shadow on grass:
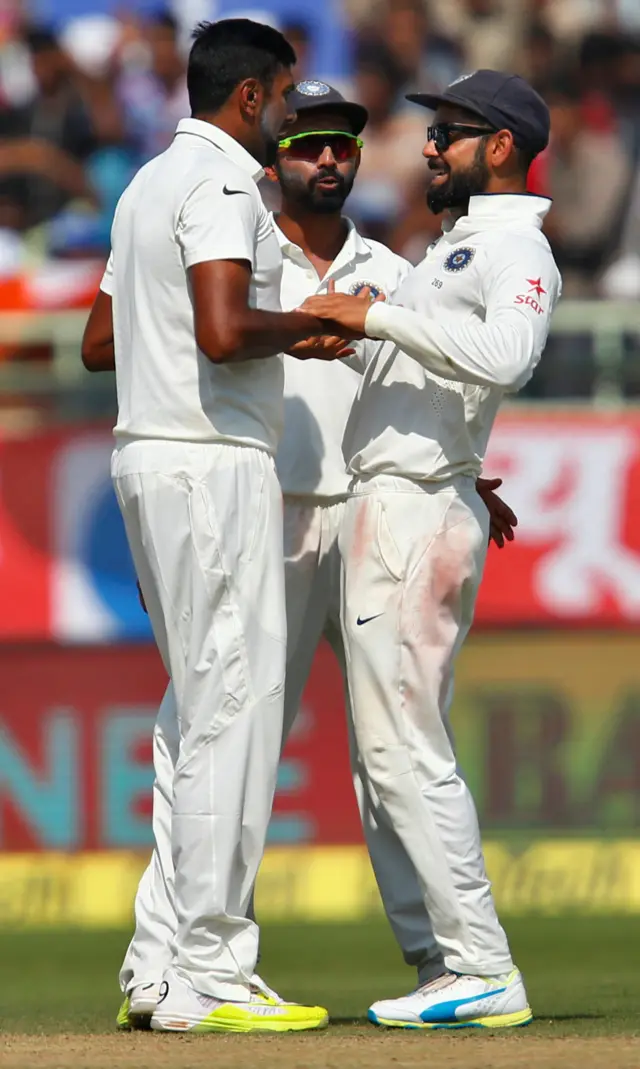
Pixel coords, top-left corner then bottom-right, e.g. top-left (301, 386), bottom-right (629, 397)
top-left (536, 1014), bottom-right (606, 1022)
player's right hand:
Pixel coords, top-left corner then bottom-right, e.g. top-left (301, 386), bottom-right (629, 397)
top-left (288, 335), bottom-right (356, 361)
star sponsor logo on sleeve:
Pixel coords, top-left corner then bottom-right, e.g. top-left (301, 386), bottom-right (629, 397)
top-left (349, 280), bottom-right (386, 299)
top-left (515, 277), bottom-right (547, 314)
top-left (443, 246), bottom-right (476, 273)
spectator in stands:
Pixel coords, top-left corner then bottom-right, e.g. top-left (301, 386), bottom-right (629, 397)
top-left (519, 21), bottom-right (560, 96)
top-left (117, 10), bottom-right (189, 163)
top-left (281, 20), bottom-right (312, 81)
top-left (613, 34), bottom-right (640, 163)
top-left (0, 26), bottom-right (98, 229)
top-left (347, 43), bottom-right (427, 242)
top-left (428, 0), bottom-right (529, 73)
top-left (530, 79), bottom-right (632, 297)
top-left (373, 0), bottom-right (461, 94)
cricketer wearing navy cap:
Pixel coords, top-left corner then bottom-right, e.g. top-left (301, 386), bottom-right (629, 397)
top-left (285, 79), bottom-right (368, 136)
top-left (406, 69), bottom-right (550, 156)
top-left (297, 66), bottom-right (561, 1032)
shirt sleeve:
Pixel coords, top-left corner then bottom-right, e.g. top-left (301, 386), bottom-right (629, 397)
top-left (177, 177), bottom-right (258, 270)
top-left (100, 251), bottom-right (114, 296)
top-left (364, 237), bottom-right (562, 392)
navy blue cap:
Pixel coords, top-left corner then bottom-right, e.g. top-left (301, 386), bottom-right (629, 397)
top-left (288, 80), bottom-right (368, 136)
top-left (406, 69), bottom-right (550, 155)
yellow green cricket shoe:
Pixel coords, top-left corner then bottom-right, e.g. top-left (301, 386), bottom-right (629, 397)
top-left (368, 969), bottom-right (532, 1030)
top-left (116, 983), bottom-right (161, 1031)
top-left (150, 970), bottom-right (329, 1033)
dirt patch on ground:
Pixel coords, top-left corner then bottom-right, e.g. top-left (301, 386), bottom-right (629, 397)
top-left (2, 1033), bottom-right (640, 1069)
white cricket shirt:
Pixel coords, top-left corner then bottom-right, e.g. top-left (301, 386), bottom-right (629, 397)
top-left (101, 119), bottom-right (284, 452)
top-left (274, 217), bottom-right (410, 498)
top-left (346, 194), bottom-right (562, 482)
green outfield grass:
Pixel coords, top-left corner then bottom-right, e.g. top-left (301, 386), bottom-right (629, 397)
top-left (0, 916), bottom-right (639, 1038)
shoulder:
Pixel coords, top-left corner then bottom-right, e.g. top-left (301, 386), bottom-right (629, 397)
top-left (479, 227), bottom-right (561, 297)
top-left (355, 233), bottom-right (413, 289)
top-left (171, 137), bottom-right (259, 200)
top-left (481, 226), bottom-right (558, 271)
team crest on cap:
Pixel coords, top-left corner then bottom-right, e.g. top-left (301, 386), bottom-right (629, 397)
top-left (349, 280), bottom-right (385, 299)
top-left (296, 80), bottom-right (331, 97)
top-left (443, 247), bottom-right (476, 273)
top-left (449, 71), bottom-right (476, 87)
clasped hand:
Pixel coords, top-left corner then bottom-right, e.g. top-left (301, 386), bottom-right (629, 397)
top-left (290, 282), bottom-right (385, 361)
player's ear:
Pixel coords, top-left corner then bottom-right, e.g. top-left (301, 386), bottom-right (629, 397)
top-left (264, 165), bottom-right (278, 183)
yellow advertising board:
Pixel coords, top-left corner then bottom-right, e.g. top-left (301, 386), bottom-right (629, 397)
top-left (2, 840), bottom-right (640, 928)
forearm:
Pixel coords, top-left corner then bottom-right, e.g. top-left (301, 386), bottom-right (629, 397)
top-left (364, 302), bottom-right (533, 390)
top-left (201, 308), bottom-right (323, 364)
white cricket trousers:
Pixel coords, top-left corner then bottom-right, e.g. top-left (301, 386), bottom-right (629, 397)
top-left (119, 496), bottom-right (443, 995)
top-left (112, 439), bottom-right (286, 1000)
top-left (340, 474), bottom-right (514, 976)
top-left (283, 497), bottom-right (444, 984)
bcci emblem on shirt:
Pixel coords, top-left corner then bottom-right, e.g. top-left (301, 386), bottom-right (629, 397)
top-left (443, 247), bottom-right (476, 273)
top-left (349, 280), bottom-right (385, 299)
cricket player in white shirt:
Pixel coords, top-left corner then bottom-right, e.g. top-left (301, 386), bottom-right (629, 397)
top-left (80, 19), bottom-right (345, 1035)
top-left (302, 70), bottom-right (562, 1030)
top-left (97, 77), bottom-right (520, 1033)
top-left (269, 81), bottom-right (517, 983)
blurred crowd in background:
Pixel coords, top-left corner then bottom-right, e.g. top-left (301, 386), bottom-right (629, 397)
top-left (0, 0), bottom-right (639, 400)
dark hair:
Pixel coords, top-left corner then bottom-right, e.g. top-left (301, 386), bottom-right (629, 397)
top-left (149, 10), bottom-right (179, 35)
top-left (24, 26), bottom-right (59, 54)
top-left (474, 129), bottom-right (537, 177)
top-left (355, 43), bottom-right (405, 95)
top-left (544, 76), bottom-right (581, 105)
top-left (281, 20), bottom-right (310, 44)
top-left (514, 144), bottom-right (538, 173)
top-left (188, 18), bottom-right (296, 114)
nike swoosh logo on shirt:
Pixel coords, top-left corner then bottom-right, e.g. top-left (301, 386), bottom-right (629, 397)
top-left (223, 185), bottom-right (249, 196)
top-left (357, 614), bottom-right (383, 626)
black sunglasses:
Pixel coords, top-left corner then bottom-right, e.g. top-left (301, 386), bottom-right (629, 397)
top-left (427, 122), bottom-right (497, 152)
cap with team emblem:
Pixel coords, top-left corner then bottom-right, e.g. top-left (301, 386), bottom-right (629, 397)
top-left (406, 69), bottom-right (550, 155)
top-left (288, 80), bottom-right (368, 135)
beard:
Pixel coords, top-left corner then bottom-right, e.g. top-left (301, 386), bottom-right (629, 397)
top-left (277, 166), bottom-right (356, 214)
top-left (426, 140), bottom-right (491, 216)
top-left (258, 107), bottom-right (281, 167)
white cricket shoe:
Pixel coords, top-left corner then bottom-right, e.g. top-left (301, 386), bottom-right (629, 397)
top-left (368, 969), bottom-right (532, 1030)
top-left (150, 968), bottom-right (328, 1033)
top-left (116, 982), bottom-right (162, 1030)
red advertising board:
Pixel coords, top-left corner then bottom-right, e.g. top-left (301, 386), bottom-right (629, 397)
top-left (480, 412), bottom-right (640, 624)
top-left (0, 412), bottom-right (639, 637)
top-left (0, 642), bottom-right (360, 851)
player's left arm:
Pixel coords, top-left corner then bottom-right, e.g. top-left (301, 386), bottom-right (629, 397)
top-left (363, 238), bottom-right (561, 391)
top-left (81, 252), bottom-right (115, 372)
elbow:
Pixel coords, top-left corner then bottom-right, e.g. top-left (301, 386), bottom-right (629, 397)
top-left (196, 324), bottom-right (244, 365)
top-left (493, 356), bottom-right (532, 392)
top-left (81, 341), bottom-right (102, 372)
top-left (81, 338), bottom-right (114, 372)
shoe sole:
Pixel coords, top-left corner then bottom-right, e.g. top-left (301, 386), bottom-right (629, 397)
top-left (151, 1012), bottom-right (329, 1034)
top-left (116, 1011), bottom-right (154, 1032)
top-left (368, 1007), bottom-right (533, 1030)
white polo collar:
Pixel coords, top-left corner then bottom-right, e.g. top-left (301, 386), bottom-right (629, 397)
top-left (272, 214), bottom-right (371, 269)
top-left (442, 193), bottom-right (552, 240)
top-left (175, 118), bottom-right (264, 181)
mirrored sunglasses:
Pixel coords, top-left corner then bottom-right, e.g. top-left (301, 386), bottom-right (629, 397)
top-left (278, 130), bottom-right (364, 162)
